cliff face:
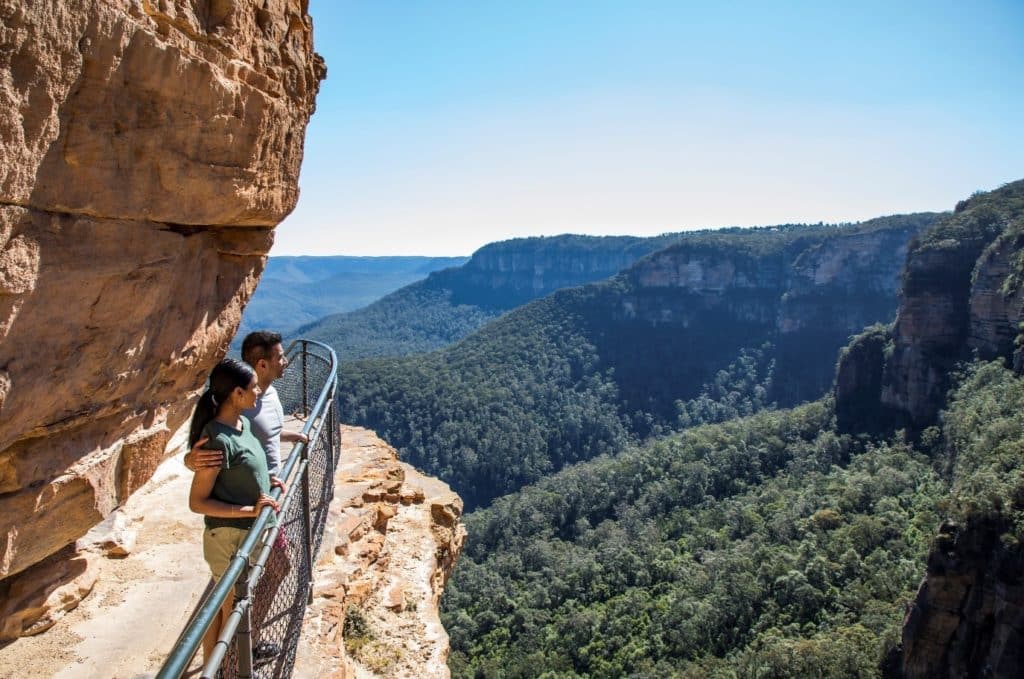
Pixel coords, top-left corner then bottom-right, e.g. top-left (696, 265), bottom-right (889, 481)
top-left (827, 181), bottom-right (1024, 675)
top-left (0, 0), bottom-right (323, 627)
top-left (612, 219), bottom-right (929, 407)
top-left (296, 427), bottom-right (466, 679)
top-left (447, 233), bottom-right (683, 309)
top-left (624, 223), bottom-right (918, 329)
top-left (836, 181), bottom-right (1024, 430)
top-left (901, 520), bottom-right (1024, 679)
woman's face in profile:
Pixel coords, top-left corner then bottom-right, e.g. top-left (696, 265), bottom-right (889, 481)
top-left (237, 375), bottom-right (262, 410)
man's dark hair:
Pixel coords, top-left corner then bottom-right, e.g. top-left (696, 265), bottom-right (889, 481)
top-left (241, 330), bottom-right (283, 365)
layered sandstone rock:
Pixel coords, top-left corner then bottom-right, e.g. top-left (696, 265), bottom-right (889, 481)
top-left (834, 180), bottom-right (1024, 430)
top-left (967, 233), bottom-right (1024, 367)
top-left (456, 235), bottom-right (677, 308)
top-left (824, 182), bottom-right (1024, 674)
top-left (616, 218), bottom-right (930, 405)
top-left (295, 427), bottom-right (467, 679)
top-left (0, 0), bottom-right (323, 630)
top-left (901, 520), bottom-right (1024, 678)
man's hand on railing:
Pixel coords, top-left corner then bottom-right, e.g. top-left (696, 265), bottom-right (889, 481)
top-left (282, 430), bottom-right (309, 445)
top-left (270, 476), bottom-right (288, 495)
top-left (183, 437), bottom-right (223, 472)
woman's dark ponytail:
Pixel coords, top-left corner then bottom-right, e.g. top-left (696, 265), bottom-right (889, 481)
top-left (188, 357), bottom-right (256, 447)
top-left (189, 390), bottom-right (218, 447)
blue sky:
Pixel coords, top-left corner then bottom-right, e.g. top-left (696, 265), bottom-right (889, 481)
top-left (275, 0), bottom-right (1024, 256)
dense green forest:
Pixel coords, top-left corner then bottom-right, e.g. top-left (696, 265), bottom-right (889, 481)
top-left (300, 233), bottom-right (685, 362)
top-left (338, 216), bottom-right (935, 509)
top-left (441, 358), bottom-right (1024, 678)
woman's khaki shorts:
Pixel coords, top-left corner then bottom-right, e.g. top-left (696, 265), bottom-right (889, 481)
top-left (203, 526), bottom-right (249, 581)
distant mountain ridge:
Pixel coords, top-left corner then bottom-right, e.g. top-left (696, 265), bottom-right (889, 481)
top-left (236, 255), bottom-right (467, 343)
top-left (299, 232), bottom-right (688, 362)
top-left (339, 213), bottom-right (938, 510)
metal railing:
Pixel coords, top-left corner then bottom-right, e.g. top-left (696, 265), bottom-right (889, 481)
top-left (157, 339), bottom-right (339, 679)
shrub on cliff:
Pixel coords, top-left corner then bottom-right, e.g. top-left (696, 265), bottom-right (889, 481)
top-left (943, 359), bottom-right (1024, 537)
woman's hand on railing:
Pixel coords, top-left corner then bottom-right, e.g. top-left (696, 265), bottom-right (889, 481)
top-left (283, 430), bottom-right (309, 445)
top-left (247, 494), bottom-right (280, 517)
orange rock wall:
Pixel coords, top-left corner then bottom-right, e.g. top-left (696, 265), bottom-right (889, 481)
top-left (0, 0), bottom-right (323, 592)
top-left (295, 427), bottom-right (467, 679)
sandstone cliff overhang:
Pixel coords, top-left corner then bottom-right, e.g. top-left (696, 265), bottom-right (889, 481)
top-left (0, 0), bottom-right (324, 592)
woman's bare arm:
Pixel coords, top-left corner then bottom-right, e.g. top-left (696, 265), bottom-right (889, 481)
top-left (188, 467), bottom-right (278, 517)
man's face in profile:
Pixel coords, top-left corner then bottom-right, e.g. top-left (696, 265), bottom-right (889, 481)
top-left (265, 343), bottom-right (288, 380)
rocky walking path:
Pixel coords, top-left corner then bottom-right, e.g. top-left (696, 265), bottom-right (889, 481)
top-left (0, 431), bottom-right (210, 679)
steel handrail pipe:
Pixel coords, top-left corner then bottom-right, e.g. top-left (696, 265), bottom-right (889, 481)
top-left (156, 339), bottom-right (338, 679)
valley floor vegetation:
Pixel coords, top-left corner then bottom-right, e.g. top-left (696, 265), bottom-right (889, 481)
top-left (441, 359), bottom-right (1024, 678)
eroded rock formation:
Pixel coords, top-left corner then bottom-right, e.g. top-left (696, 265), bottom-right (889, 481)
top-left (455, 235), bottom-right (679, 308)
top-left (835, 180), bottom-right (1024, 430)
top-left (295, 427), bottom-right (467, 679)
top-left (0, 0), bottom-right (323, 637)
top-left (901, 520), bottom-right (1024, 678)
top-left (615, 216), bottom-right (931, 406)
top-left (828, 181), bottom-right (1024, 675)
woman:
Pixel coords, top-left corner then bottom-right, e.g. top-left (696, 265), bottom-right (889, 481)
top-left (188, 357), bottom-right (282, 665)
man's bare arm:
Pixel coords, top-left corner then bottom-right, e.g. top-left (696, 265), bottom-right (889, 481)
top-left (183, 437), bottom-right (224, 471)
top-left (281, 430), bottom-right (309, 444)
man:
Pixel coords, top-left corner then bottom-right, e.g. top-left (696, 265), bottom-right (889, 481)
top-left (185, 331), bottom-right (309, 473)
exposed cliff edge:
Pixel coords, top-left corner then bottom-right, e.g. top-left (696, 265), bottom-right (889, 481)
top-left (448, 233), bottom-right (687, 309)
top-left (299, 232), bottom-right (689, 363)
top-left (836, 180), bottom-right (1024, 431)
top-left (0, 426), bottom-right (465, 678)
top-left (0, 0), bottom-right (323, 636)
top-left (295, 427), bottom-right (467, 679)
top-left (900, 519), bottom-right (1024, 679)
top-left (606, 214), bottom-right (935, 414)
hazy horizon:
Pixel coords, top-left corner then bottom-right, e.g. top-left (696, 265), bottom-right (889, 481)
top-left (275, 1), bottom-right (1024, 256)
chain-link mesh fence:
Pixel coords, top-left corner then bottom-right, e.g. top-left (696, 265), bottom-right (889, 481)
top-left (158, 340), bottom-right (338, 679)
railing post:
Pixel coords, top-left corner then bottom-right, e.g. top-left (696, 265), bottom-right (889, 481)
top-left (301, 341), bottom-right (309, 415)
top-left (300, 440), bottom-right (314, 605)
top-left (327, 396), bottom-right (337, 477)
top-left (235, 564), bottom-right (254, 679)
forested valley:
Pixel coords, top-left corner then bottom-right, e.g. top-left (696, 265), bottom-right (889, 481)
top-left (330, 180), bottom-right (1024, 677)
top-left (338, 215), bottom-right (935, 510)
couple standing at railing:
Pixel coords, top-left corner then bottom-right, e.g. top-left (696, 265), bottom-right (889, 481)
top-left (181, 331), bottom-right (310, 667)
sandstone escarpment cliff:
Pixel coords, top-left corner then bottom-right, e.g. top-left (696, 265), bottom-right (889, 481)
top-left (297, 232), bottom-right (691, 364)
top-left (835, 180), bottom-right (1024, 430)
top-left (451, 234), bottom-right (683, 309)
top-left (0, 0), bottom-right (323, 637)
top-left (611, 216), bottom-right (932, 408)
top-left (827, 181), bottom-right (1024, 676)
top-left (900, 519), bottom-right (1024, 679)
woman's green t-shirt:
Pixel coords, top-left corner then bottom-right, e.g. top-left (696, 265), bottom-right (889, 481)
top-left (202, 417), bottom-right (276, 530)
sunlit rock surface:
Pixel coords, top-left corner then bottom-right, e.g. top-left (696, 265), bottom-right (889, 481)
top-left (0, 0), bottom-right (323, 633)
top-left (295, 426), bottom-right (466, 679)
